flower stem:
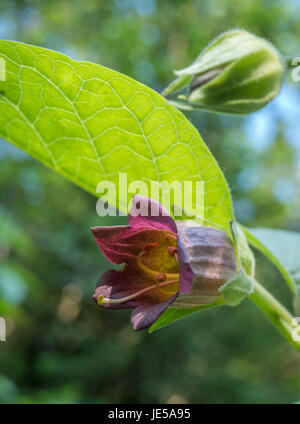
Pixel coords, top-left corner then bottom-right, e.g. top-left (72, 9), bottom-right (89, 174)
top-left (250, 279), bottom-right (300, 352)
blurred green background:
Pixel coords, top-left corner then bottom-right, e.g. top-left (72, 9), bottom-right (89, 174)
top-left (0, 0), bottom-right (300, 404)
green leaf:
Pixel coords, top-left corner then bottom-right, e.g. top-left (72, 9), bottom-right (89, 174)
top-left (162, 74), bottom-right (192, 97)
top-left (220, 269), bottom-right (253, 306)
top-left (149, 298), bottom-right (225, 334)
top-left (0, 40), bottom-right (233, 229)
top-left (0, 41), bottom-right (234, 332)
top-left (243, 227), bottom-right (300, 294)
top-left (231, 221), bottom-right (255, 277)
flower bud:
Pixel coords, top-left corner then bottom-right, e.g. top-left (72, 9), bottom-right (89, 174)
top-left (163, 30), bottom-right (284, 114)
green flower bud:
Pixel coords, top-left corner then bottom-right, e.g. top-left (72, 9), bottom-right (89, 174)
top-left (163, 30), bottom-right (285, 114)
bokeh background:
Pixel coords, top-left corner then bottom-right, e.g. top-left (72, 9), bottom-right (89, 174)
top-left (0, 0), bottom-right (300, 404)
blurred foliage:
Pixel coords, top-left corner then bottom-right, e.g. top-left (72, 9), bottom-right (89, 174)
top-left (0, 0), bottom-right (300, 404)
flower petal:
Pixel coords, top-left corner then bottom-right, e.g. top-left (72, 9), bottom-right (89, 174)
top-left (129, 195), bottom-right (177, 234)
top-left (130, 293), bottom-right (178, 330)
top-left (176, 223), bottom-right (237, 299)
top-left (93, 267), bottom-right (177, 309)
top-left (93, 269), bottom-right (141, 309)
top-left (91, 225), bottom-right (170, 265)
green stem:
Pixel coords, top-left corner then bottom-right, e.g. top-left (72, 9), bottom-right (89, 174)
top-left (250, 279), bottom-right (300, 352)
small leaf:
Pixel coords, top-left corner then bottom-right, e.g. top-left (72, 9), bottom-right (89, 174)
top-left (243, 227), bottom-right (300, 294)
top-left (231, 221), bottom-right (255, 277)
top-left (220, 269), bottom-right (253, 306)
top-left (162, 74), bottom-right (192, 96)
top-left (219, 221), bottom-right (254, 306)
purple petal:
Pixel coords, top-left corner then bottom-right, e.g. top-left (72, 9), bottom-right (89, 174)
top-left (93, 267), bottom-right (177, 310)
top-left (130, 293), bottom-right (178, 331)
top-left (93, 269), bottom-right (143, 309)
top-left (91, 226), bottom-right (132, 264)
top-left (91, 225), bottom-right (168, 265)
top-left (129, 195), bottom-right (177, 234)
top-left (176, 223), bottom-right (237, 297)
